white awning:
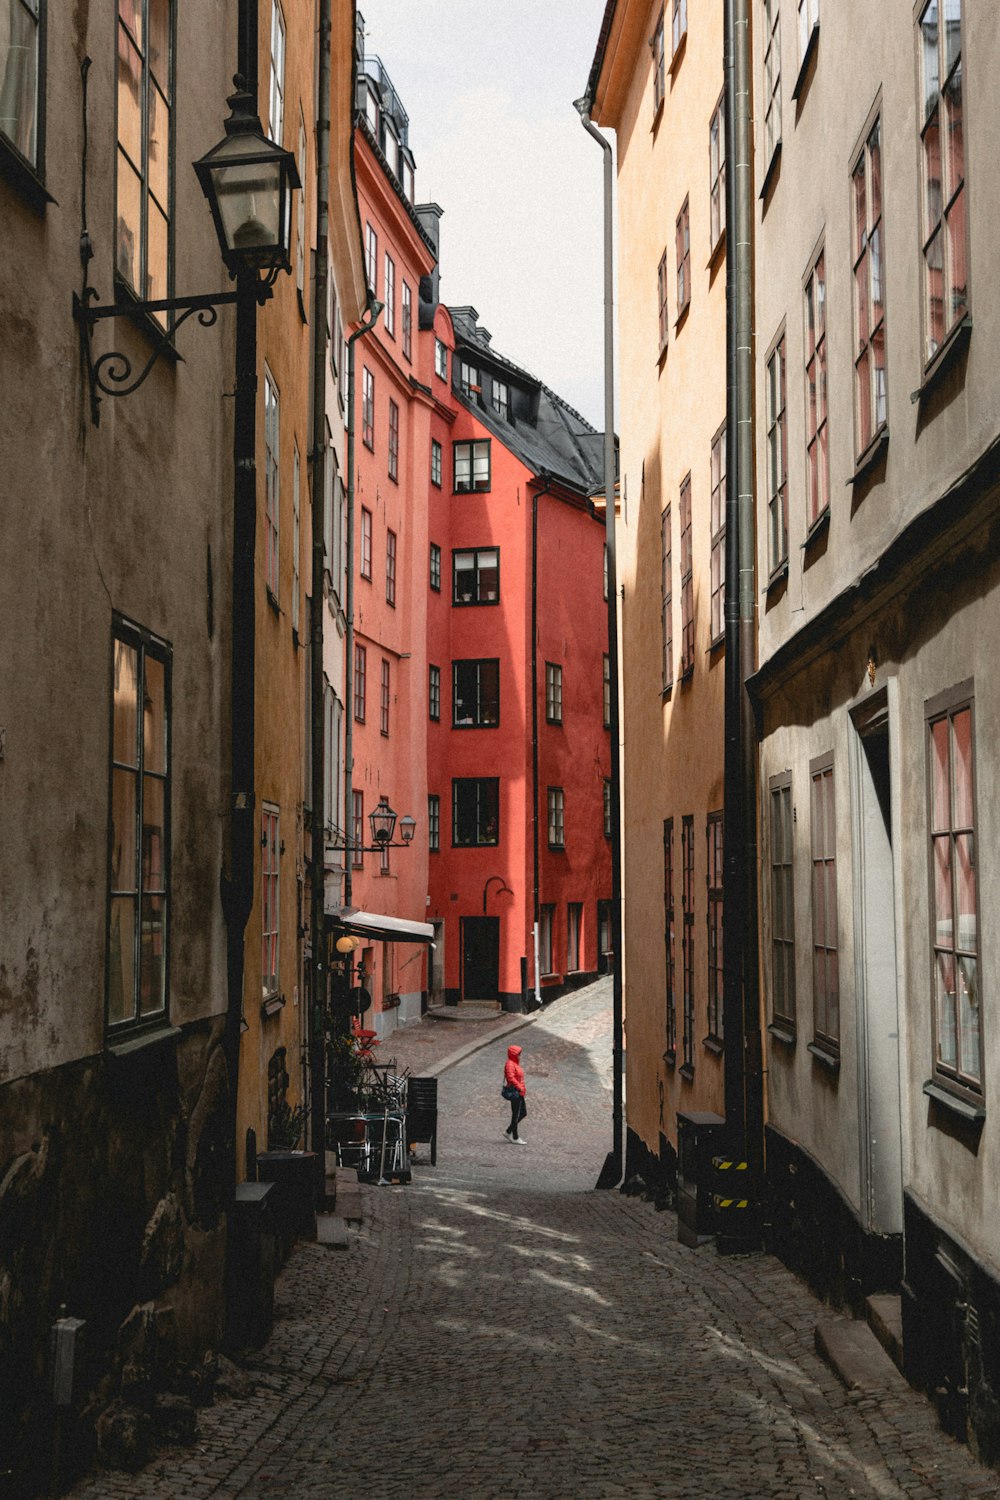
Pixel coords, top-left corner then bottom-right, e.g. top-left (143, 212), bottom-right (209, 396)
top-left (326, 906), bottom-right (435, 946)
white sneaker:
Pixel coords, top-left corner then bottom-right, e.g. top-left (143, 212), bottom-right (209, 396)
top-left (512, 1137), bottom-right (526, 1146)
top-left (503, 1129), bottom-right (512, 1141)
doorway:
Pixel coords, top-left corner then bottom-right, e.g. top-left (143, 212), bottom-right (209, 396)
top-left (461, 916), bottom-right (500, 1000)
top-left (849, 686), bottom-right (903, 1237)
top-left (429, 921), bottom-right (445, 1009)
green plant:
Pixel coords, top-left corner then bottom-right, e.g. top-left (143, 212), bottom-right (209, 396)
top-left (268, 1099), bottom-right (307, 1150)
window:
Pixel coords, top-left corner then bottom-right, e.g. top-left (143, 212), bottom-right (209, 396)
top-left (380, 659), bottom-right (390, 736)
top-left (545, 662), bottom-right (563, 724)
top-left (386, 528), bottom-right (396, 606)
top-left (453, 548), bottom-right (499, 605)
top-left (603, 654), bottom-right (611, 728)
top-left (365, 221), bottom-right (378, 293)
top-left (453, 777), bottom-right (499, 847)
top-left (710, 92), bottom-right (726, 252)
top-left (664, 818), bottom-right (676, 1054)
top-left (710, 425), bottom-right (726, 644)
top-left (431, 439), bottom-right (442, 487)
top-left (353, 642), bottom-right (367, 721)
top-left (657, 249), bottom-right (669, 356)
top-left (567, 904), bottom-right (583, 972)
top-left (494, 380), bottom-right (509, 420)
top-left (430, 542), bottom-right (441, 591)
top-left (539, 904), bottom-right (555, 976)
top-left (292, 444), bottom-right (300, 635)
top-left (362, 366), bottom-right (374, 450)
top-left (0, 0), bottom-right (44, 171)
top-left (547, 787), bottom-right (565, 849)
top-left (766, 333), bottom-right (788, 573)
top-left (804, 249), bottom-right (829, 525)
top-left (352, 790), bottom-right (364, 869)
top-left (682, 815), bottom-right (694, 1070)
top-left (107, 619), bottom-right (170, 1031)
top-left (428, 794), bottom-right (440, 853)
top-left (295, 118), bottom-right (306, 296)
top-left (261, 805), bottom-right (280, 1000)
top-left (116, 0), bottom-right (174, 311)
top-left (388, 399), bottom-right (399, 483)
top-left (453, 658), bottom-right (500, 727)
top-left (679, 474), bottom-right (694, 676)
top-left (927, 685), bottom-right (980, 1095)
top-left (851, 116), bottom-right (886, 458)
top-left (652, 10), bottom-right (665, 114)
top-left (675, 199), bottom-right (691, 320)
top-left (770, 772), bottom-right (796, 1031)
top-left (604, 779), bottom-right (612, 839)
top-left (384, 253), bottom-right (396, 337)
top-left (453, 440), bottom-right (491, 493)
top-left (798, 0), bottom-right (819, 59)
top-left (268, 0), bottom-right (285, 142)
top-left (360, 506), bottom-right (372, 580)
top-left (264, 368), bottom-right (280, 599)
top-left (429, 664), bottom-right (441, 722)
top-left (401, 280), bottom-right (413, 360)
top-left (918, 0), bottom-right (966, 364)
top-left (707, 811), bottom-right (723, 1042)
top-left (435, 338), bottom-right (448, 380)
top-left (458, 360), bottom-right (480, 400)
top-left (672, 0), bottom-right (687, 58)
top-left (661, 506), bottom-right (673, 692)
top-left (763, 0), bottom-right (781, 162)
top-left (810, 757), bottom-right (839, 1051)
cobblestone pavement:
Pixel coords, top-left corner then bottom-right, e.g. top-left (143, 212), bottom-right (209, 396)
top-left (70, 978), bottom-right (1000, 1500)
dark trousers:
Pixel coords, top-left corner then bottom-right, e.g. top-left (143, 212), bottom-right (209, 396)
top-left (508, 1095), bottom-right (526, 1138)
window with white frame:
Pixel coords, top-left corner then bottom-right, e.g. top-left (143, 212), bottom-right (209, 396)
top-left (851, 115), bottom-right (887, 458)
top-left (710, 424), bottom-right (726, 645)
top-left (402, 280), bottom-right (413, 360)
top-left (261, 804), bottom-right (280, 1000)
top-left (365, 221), bottom-right (377, 293)
top-left (710, 92), bottom-right (726, 252)
top-left (567, 903), bottom-right (582, 972)
top-left (116, 0), bottom-right (174, 314)
top-left (428, 794), bottom-right (440, 853)
top-left (384, 252), bottom-right (395, 337)
top-left (354, 642), bottom-right (366, 721)
top-left (707, 810), bottom-right (723, 1042)
top-left (679, 473), bottom-right (694, 676)
top-left (927, 684), bottom-right (981, 1096)
top-left (539, 904), bottom-right (555, 975)
top-left (804, 247), bottom-right (828, 525)
top-left (676, 198), bottom-right (691, 320)
top-left (434, 338), bottom-right (448, 380)
top-left (380, 658), bottom-right (390, 736)
top-left (453, 440), bottom-right (490, 493)
top-left (268, 0), bottom-right (285, 142)
top-left (458, 360), bottom-right (480, 400)
top-left (763, 0), bottom-right (781, 163)
top-left (431, 438), bottom-right (442, 487)
top-left (264, 368), bottom-right (280, 598)
top-left (766, 333), bottom-right (788, 573)
top-left (545, 662), bottom-right (563, 724)
top-left (428, 664), bottom-right (440, 722)
top-left (107, 618), bottom-right (170, 1032)
top-left (661, 506), bottom-right (673, 692)
top-left (810, 756), bottom-right (839, 1051)
top-left (547, 787), bottom-right (565, 849)
top-left (918, 0), bottom-right (967, 365)
top-left (362, 366), bottom-right (374, 449)
top-left (770, 771), bottom-right (796, 1031)
top-left (652, 10), bottom-right (665, 114)
top-left (657, 248), bottom-right (669, 356)
top-left (292, 444), bottom-right (300, 635)
top-left (386, 528), bottom-right (396, 606)
top-left (1, 0), bottom-right (44, 170)
top-left (360, 505), bottom-right (372, 579)
top-left (388, 398), bottom-right (399, 482)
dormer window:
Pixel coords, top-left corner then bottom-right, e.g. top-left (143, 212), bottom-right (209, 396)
top-left (401, 157), bottom-right (415, 202)
top-left (435, 339), bottom-right (448, 381)
top-left (383, 118), bottom-right (398, 173)
top-left (494, 380), bottom-right (509, 420)
top-left (364, 86), bottom-right (379, 137)
top-left (458, 360), bottom-right (481, 400)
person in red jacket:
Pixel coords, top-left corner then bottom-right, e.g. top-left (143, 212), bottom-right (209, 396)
top-left (503, 1043), bottom-right (527, 1145)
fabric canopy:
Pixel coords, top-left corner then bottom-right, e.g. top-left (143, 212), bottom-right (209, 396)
top-left (326, 907), bottom-right (435, 946)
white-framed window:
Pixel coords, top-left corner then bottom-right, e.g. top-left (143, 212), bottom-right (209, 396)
top-left (365, 221), bottom-right (378, 293)
top-left (851, 114), bottom-right (886, 458)
top-left (652, 9), bottom-right (665, 115)
top-left (1, 0), bottom-right (44, 169)
top-left (116, 0), bottom-right (174, 315)
top-left (292, 443), bottom-right (300, 635)
top-left (545, 662), bottom-right (563, 725)
top-left (434, 338), bottom-right (448, 380)
top-left (388, 398), bottom-right (399, 483)
top-left (710, 91), bottom-right (726, 252)
top-left (710, 424), bottom-right (726, 645)
top-left (763, 0), bottom-right (781, 163)
top-left (804, 246), bottom-right (828, 526)
top-left (268, 0), bottom-right (285, 143)
top-left (918, 0), bottom-right (967, 365)
top-left (547, 787), bottom-right (565, 849)
top-left (458, 360), bottom-right (480, 400)
top-left (810, 756), bottom-right (838, 1051)
top-left (431, 439), bottom-right (442, 487)
top-left (362, 365), bottom-right (374, 449)
top-left (384, 252), bottom-right (396, 337)
top-left (264, 367), bottom-right (280, 599)
top-left (766, 331), bottom-right (788, 573)
top-left (262, 803), bottom-right (280, 1000)
top-left (360, 505), bottom-right (372, 579)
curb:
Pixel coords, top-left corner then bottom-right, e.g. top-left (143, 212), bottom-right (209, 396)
top-left (415, 993), bottom-right (574, 1080)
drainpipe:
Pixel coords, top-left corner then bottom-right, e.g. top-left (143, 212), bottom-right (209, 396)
top-left (530, 471), bottom-right (553, 1010)
top-left (574, 96), bottom-right (624, 1192)
top-left (721, 0), bottom-right (763, 1185)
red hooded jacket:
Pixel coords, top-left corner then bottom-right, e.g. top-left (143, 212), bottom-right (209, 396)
top-left (504, 1044), bottom-right (525, 1097)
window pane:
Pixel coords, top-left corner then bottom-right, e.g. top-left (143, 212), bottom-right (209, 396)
top-left (947, 185), bottom-right (967, 326)
top-left (943, 0), bottom-right (961, 73)
top-left (479, 550), bottom-right (499, 599)
top-left (117, 33), bottom-right (143, 167)
top-left (923, 111), bottom-right (942, 237)
top-left (108, 896), bottom-right (137, 1025)
top-left (142, 775), bottom-right (166, 892)
top-left (148, 83), bottom-right (170, 210)
top-left (952, 706), bottom-right (973, 825)
top-left (931, 716), bottom-right (950, 830)
top-left (139, 894), bottom-right (167, 1015)
top-left (933, 834), bottom-right (952, 935)
top-left (113, 639), bottom-right (139, 765)
top-left (148, 0), bottom-right (171, 91)
top-left (954, 832), bottom-right (976, 951)
top-left (116, 152), bottom-right (142, 288)
top-left (111, 769), bottom-right (138, 892)
top-left (143, 654), bottom-right (167, 772)
top-left (936, 950), bottom-right (957, 1065)
top-left (958, 956), bottom-right (979, 1080)
top-left (920, 0), bottom-right (940, 120)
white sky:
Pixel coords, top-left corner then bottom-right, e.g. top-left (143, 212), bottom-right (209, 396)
top-left (357, 1), bottom-right (612, 431)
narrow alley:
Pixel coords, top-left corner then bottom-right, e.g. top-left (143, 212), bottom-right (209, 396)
top-left (68, 983), bottom-right (999, 1500)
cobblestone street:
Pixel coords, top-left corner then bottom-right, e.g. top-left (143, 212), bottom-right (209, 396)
top-left (70, 981), bottom-right (1000, 1499)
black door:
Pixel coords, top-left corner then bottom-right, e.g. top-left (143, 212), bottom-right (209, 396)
top-left (461, 916), bottom-right (500, 1000)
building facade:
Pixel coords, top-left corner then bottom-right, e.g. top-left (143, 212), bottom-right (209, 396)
top-left (589, 0), bottom-right (730, 1201)
top-left (751, 0), bottom-right (1000, 1461)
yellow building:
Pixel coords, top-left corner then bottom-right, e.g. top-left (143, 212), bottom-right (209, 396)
top-left (590, 0), bottom-right (729, 1207)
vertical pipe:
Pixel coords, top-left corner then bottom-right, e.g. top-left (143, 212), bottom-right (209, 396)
top-left (574, 100), bottom-right (623, 1189)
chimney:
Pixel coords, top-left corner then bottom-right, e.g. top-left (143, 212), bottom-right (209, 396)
top-left (415, 202), bottom-right (443, 326)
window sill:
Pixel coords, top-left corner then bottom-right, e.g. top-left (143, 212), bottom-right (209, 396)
top-left (661, 683), bottom-right (674, 703)
top-left (0, 134), bottom-right (55, 213)
top-left (674, 300), bottom-right (690, 336)
top-left (923, 1079), bottom-right (985, 1123)
top-left (790, 22), bottom-right (819, 101)
top-left (112, 278), bottom-right (183, 362)
top-left (707, 229), bottom-right (726, 276)
top-left (707, 633), bottom-right (725, 656)
top-left (657, 341), bottom-right (669, 370)
top-left (702, 1035), bottom-right (724, 1056)
top-left (663, 1048), bottom-right (676, 1068)
top-left (297, 286), bottom-right (308, 323)
top-left (802, 508), bottom-right (830, 551)
top-left (768, 1022), bottom-right (796, 1047)
top-left (668, 31), bottom-right (687, 77)
top-left (911, 316), bottom-right (972, 403)
top-left (545, 717), bottom-right (563, 727)
top-left (759, 141), bottom-right (782, 202)
top-left (678, 1063), bottom-right (695, 1082)
top-left (651, 96), bottom-right (665, 133)
top-left (547, 844), bottom-right (566, 854)
top-left (764, 560), bottom-right (789, 596)
top-left (848, 428), bottom-right (889, 487)
top-left (261, 993), bottom-right (285, 1019)
top-left (107, 1024), bottom-right (182, 1059)
top-left (808, 1040), bottom-right (840, 1071)
top-left (267, 588), bottom-right (280, 617)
